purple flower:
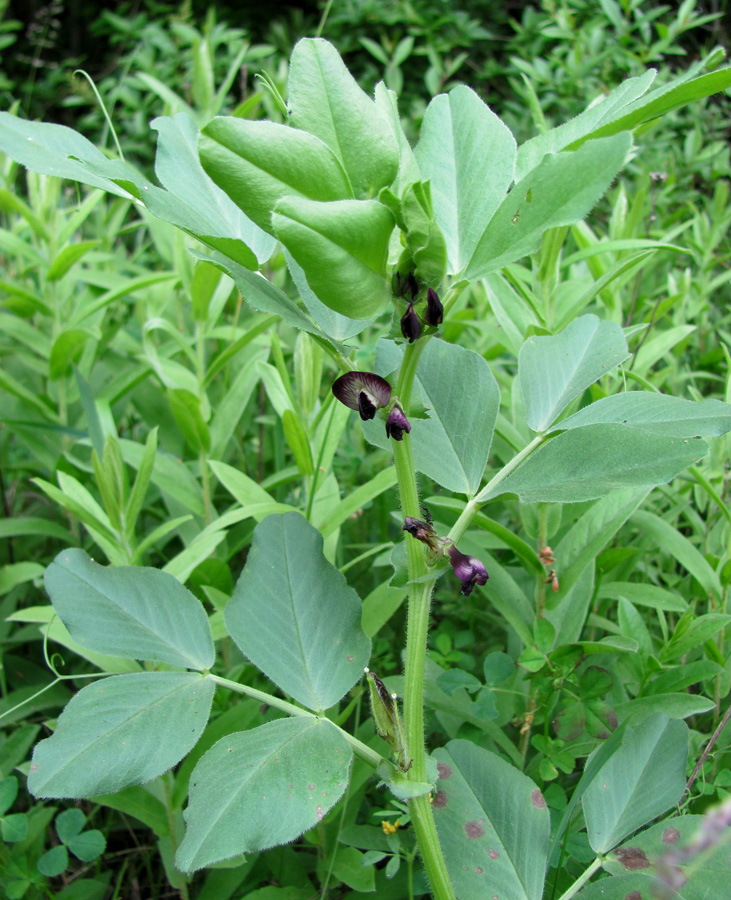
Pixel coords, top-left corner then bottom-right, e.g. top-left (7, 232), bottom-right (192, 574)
top-left (425, 288), bottom-right (443, 327)
top-left (332, 372), bottom-right (392, 421)
top-left (385, 405), bottom-right (411, 441)
top-left (400, 302), bottom-right (422, 343)
top-left (447, 544), bottom-right (489, 596)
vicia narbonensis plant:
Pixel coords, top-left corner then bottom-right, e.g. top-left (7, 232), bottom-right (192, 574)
top-left (3, 37), bottom-right (731, 900)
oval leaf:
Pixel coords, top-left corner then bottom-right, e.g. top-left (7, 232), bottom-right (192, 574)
top-left (432, 740), bottom-right (550, 900)
top-left (44, 548), bottom-right (215, 669)
top-left (415, 85), bottom-right (516, 275)
top-left (583, 712), bottom-right (688, 854)
top-left (485, 426), bottom-right (708, 503)
top-left (288, 38), bottom-right (399, 198)
top-left (464, 134), bottom-right (632, 280)
top-left (520, 315), bottom-right (629, 433)
top-left (28, 672), bottom-right (215, 798)
top-left (272, 197), bottom-right (394, 319)
top-left (557, 392), bottom-right (731, 437)
top-left (225, 512), bottom-right (371, 712)
top-left (177, 717), bottom-right (352, 871)
top-left (199, 117), bottom-right (352, 235)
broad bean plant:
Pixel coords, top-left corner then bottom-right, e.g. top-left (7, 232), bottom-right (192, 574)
top-left (3, 38), bottom-right (731, 900)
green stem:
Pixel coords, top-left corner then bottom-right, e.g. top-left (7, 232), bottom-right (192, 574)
top-left (448, 434), bottom-right (546, 544)
top-left (207, 674), bottom-right (384, 769)
top-left (392, 339), bottom-right (457, 900)
top-left (554, 857), bottom-right (603, 900)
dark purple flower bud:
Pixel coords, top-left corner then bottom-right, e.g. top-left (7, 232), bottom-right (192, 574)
top-left (425, 288), bottom-right (443, 326)
top-left (385, 405), bottom-right (411, 441)
top-left (401, 302), bottom-right (422, 343)
top-left (332, 372), bottom-right (392, 421)
top-left (447, 544), bottom-right (489, 596)
top-left (405, 272), bottom-right (419, 301)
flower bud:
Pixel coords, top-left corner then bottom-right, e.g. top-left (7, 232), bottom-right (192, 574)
top-left (425, 288), bottom-right (443, 326)
top-left (385, 405), bottom-right (411, 441)
top-left (400, 302), bottom-right (422, 343)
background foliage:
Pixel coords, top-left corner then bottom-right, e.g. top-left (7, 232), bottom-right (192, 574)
top-left (1, 1), bottom-right (731, 899)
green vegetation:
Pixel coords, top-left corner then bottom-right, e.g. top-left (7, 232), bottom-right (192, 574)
top-left (1, 2), bottom-right (731, 899)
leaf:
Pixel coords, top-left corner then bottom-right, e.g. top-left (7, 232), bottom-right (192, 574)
top-left (1, 812), bottom-right (28, 843)
top-left (432, 740), bottom-right (549, 900)
top-left (464, 134), bottom-right (632, 280)
top-left (599, 581), bottom-right (688, 613)
top-left (38, 845), bottom-right (69, 877)
top-left (415, 85), bottom-right (517, 274)
top-left (28, 672), bottom-right (215, 798)
top-left (364, 338), bottom-right (500, 495)
top-left (272, 197), bottom-right (394, 319)
top-left (152, 115), bottom-right (277, 266)
top-left (485, 426), bottom-right (708, 503)
top-left (288, 38), bottom-right (399, 198)
top-left (331, 847), bottom-right (377, 892)
top-left (47, 241), bottom-right (100, 281)
top-left (630, 510), bottom-right (722, 600)
top-left (49, 329), bottom-right (91, 380)
top-left (44, 548), bottom-right (215, 669)
top-left (583, 712), bottom-right (688, 853)
top-left (520, 316), bottom-right (629, 432)
top-left (0, 112), bottom-right (133, 197)
top-left (225, 513), bottom-right (371, 712)
top-left (516, 71), bottom-right (657, 179)
top-left (199, 117), bottom-right (352, 234)
top-left (176, 717), bottom-right (352, 871)
top-left (557, 392), bottom-right (731, 437)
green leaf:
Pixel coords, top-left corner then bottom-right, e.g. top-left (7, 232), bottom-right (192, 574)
top-left (365, 338), bottom-right (500, 495)
top-left (415, 85), bottom-right (516, 274)
top-left (168, 388), bottom-right (211, 454)
top-left (288, 38), bottom-right (399, 198)
top-left (1, 812), bottom-right (28, 842)
top-left (199, 117), bottom-right (352, 234)
top-left (660, 613), bottom-right (731, 663)
top-left (432, 740), bottom-right (549, 900)
top-left (557, 392), bottom-right (731, 437)
top-left (331, 846), bottom-right (376, 892)
top-left (66, 829), bottom-right (106, 862)
top-left (631, 510), bottom-right (722, 599)
top-left (587, 813), bottom-right (731, 900)
top-left (583, 712), bottom-right (688, 853)
top-left (519, 316), bottom-right (629, 432)
top-left (0, 112), bottom-right (133, 197)
top-left (49, 329), bottom-right (91, 380)
top-left (56, 808), bottom-right (86, 842)
top-left (47, 241), bottom-right (100, 281)
top-left (226, 513), bottom-right (370, 712)
top-left (148, 113), bottom-right (275, 267)
top-left (516, 71), bottom-right (656, 180)
top-left (0, 776), bottom-right (18, 815)
top-left (29, 672), bottom-right (215, 798)
top-left (599, 581), bottom-right (688, 613)
top-left (38, 844), bottom-right (69, 877)
top-left (486, 427), bottom-right (707, 503)
top-left (176, 717), bottom-right (352, 871)
top-left (464, 134), bottom-right (632, 280)
top-left (44, 549), bottom-right (215, 669)
top-left (282, 409), bottom-right (314, 476)
top-left (272, 197), bottom-right (394, 319)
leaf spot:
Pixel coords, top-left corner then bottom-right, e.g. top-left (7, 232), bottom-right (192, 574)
top-left (317, 805), bottom-right (324, 821)
top-left (432, 789), bottom-right (448, 808)
top-left (309, 784), bottom-right (314, 790)
top-left (662, 827), bottom-right (680, 844)
top-left (476, 867), bottom-right (483, 874)
top-left (489, 849), bottom-right (499, 859)
top-left (464, 821), bottom-right (485, 839)
top-left (436, 763), bottom-right (452, 780)
top-left (615, 847), bottom-right (650, 870)
top-left (531, 789), bottom-right (547, 808)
